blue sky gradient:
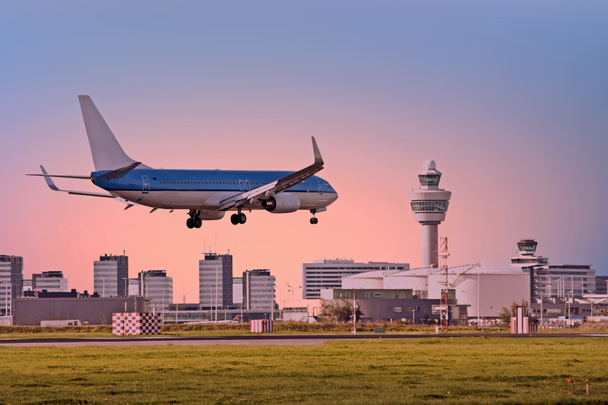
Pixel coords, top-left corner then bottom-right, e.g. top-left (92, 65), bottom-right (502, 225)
top-left (2, 1), bottom-right (607, 301)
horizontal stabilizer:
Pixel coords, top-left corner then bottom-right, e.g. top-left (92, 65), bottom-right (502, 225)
top-left (30, 165), bottom-right (114, 198)
top-left (26, 173), bottom-right (91, 180)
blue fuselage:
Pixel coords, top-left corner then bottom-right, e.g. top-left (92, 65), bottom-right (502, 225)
top-left (92, 169), bottom-right (338, 211)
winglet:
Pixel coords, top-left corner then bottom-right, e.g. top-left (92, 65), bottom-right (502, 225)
top-left (40, 165), bottom-right (60, 191)
top-left (312, 136), bottom-right (324, 166)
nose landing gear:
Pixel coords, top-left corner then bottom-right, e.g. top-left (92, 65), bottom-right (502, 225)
top-left (310, 209), bottom-right (319, 225)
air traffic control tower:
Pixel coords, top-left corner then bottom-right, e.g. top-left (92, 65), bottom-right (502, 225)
top-left (409, 160), bottom-right (451, 268)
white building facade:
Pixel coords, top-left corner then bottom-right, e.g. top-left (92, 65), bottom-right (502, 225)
top-left (233, 277), bottom-right (243, 306)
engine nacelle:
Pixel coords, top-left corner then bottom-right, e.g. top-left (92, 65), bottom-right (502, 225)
top-left (199, 211), bottom-right (225, 220)
top-left (261, 193), bottom-right (301, 213)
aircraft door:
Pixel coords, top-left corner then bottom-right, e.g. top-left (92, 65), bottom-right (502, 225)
top-left (142, 175), bottom-right (150, 194)
top-left (317, 179), bottom-right (324, 195)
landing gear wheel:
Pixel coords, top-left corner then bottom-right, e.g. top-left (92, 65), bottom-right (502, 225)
top-left (186, 218), bottom-right (195, 229)
top-left (231, 214), bottom-right (240, 225)
top-left (239, 213), bottom-right (247, 224)
top-left (310, 217), bottom-right (318, 225)
top-left (194, 217), bottom-right (202, 228)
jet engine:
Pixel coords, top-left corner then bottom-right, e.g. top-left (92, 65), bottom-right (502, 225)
top-left (261, 193), bottom-right (301, 213)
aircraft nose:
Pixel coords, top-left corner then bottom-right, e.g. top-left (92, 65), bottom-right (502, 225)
top-left (329, 190), bottom-right (338, 203)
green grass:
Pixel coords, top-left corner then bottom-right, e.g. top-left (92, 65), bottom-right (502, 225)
top-left (0, 322), bottom-right (518, 339)
top-left (1, 337), bottom-right (608, 404)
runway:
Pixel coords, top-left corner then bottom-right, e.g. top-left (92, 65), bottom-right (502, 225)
top-left (1, 333), bottom-right (607, 347)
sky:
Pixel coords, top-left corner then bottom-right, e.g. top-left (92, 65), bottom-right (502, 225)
top-left (1, 1), bottom-right (607, 304)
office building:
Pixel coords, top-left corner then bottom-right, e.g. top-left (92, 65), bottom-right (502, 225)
top-left (302, 259), bottom-right (409, 299)
top-left (535, 265), bottom-right (596, 299)
top-left (596, 276), bottom-right (608, 295)
top-left (32, 271), bottom-right (68, 292)
top-left (199, 253), bottom-right (233, 308)
top-left (510, 240), bottom-right (596, 299)
top-left (139, 270), bottom-right (173, 311)
top-left (0, 255), bottom-right (23, 316)
top-left (409, 160), bottom-right (452, 268)
top-left (94, 254), bottom-right (128, 297)
top-left (243, 269), bottom-right (275, 311)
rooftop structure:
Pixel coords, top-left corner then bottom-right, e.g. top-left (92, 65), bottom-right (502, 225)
top-left (408, 160), bottom-right (451, 268)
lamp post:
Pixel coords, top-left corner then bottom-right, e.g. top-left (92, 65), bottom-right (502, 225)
top-left (477, 273), bottom-right (481, 326)
top-left (352, 290), bottom-right (356, 335)
top-left (215, 266), bottom-right (219, 323)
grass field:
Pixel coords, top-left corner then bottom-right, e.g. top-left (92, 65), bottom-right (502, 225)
top-left (1, 337), bottom-right (608, 404)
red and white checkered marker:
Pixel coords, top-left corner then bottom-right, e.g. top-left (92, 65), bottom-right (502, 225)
top-left (112, 313), bottom-right (162, 336)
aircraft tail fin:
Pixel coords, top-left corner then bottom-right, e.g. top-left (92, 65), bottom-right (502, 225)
top-left (78, 95), bottom-right (139, 171)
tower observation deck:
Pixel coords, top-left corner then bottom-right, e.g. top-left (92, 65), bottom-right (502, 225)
top-left (409, 160), bottom-right (451, 268)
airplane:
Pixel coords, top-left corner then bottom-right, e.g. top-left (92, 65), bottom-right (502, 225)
top-left (28, 95), bottom-right (338, 229)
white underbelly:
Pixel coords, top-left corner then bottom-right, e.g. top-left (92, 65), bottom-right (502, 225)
top-left (114, 190), bottom-right (336, 211)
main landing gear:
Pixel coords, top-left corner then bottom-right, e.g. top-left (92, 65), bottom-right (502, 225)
top-left (310, 209), bottom-right (319, 225)
top-left (231, 209), bottom-right (247, 225)
top-left (186, 210), bottom-right (202, 229)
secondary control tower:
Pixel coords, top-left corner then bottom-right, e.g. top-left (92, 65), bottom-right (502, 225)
top-left (409, 160), bottom-right (451, 268)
